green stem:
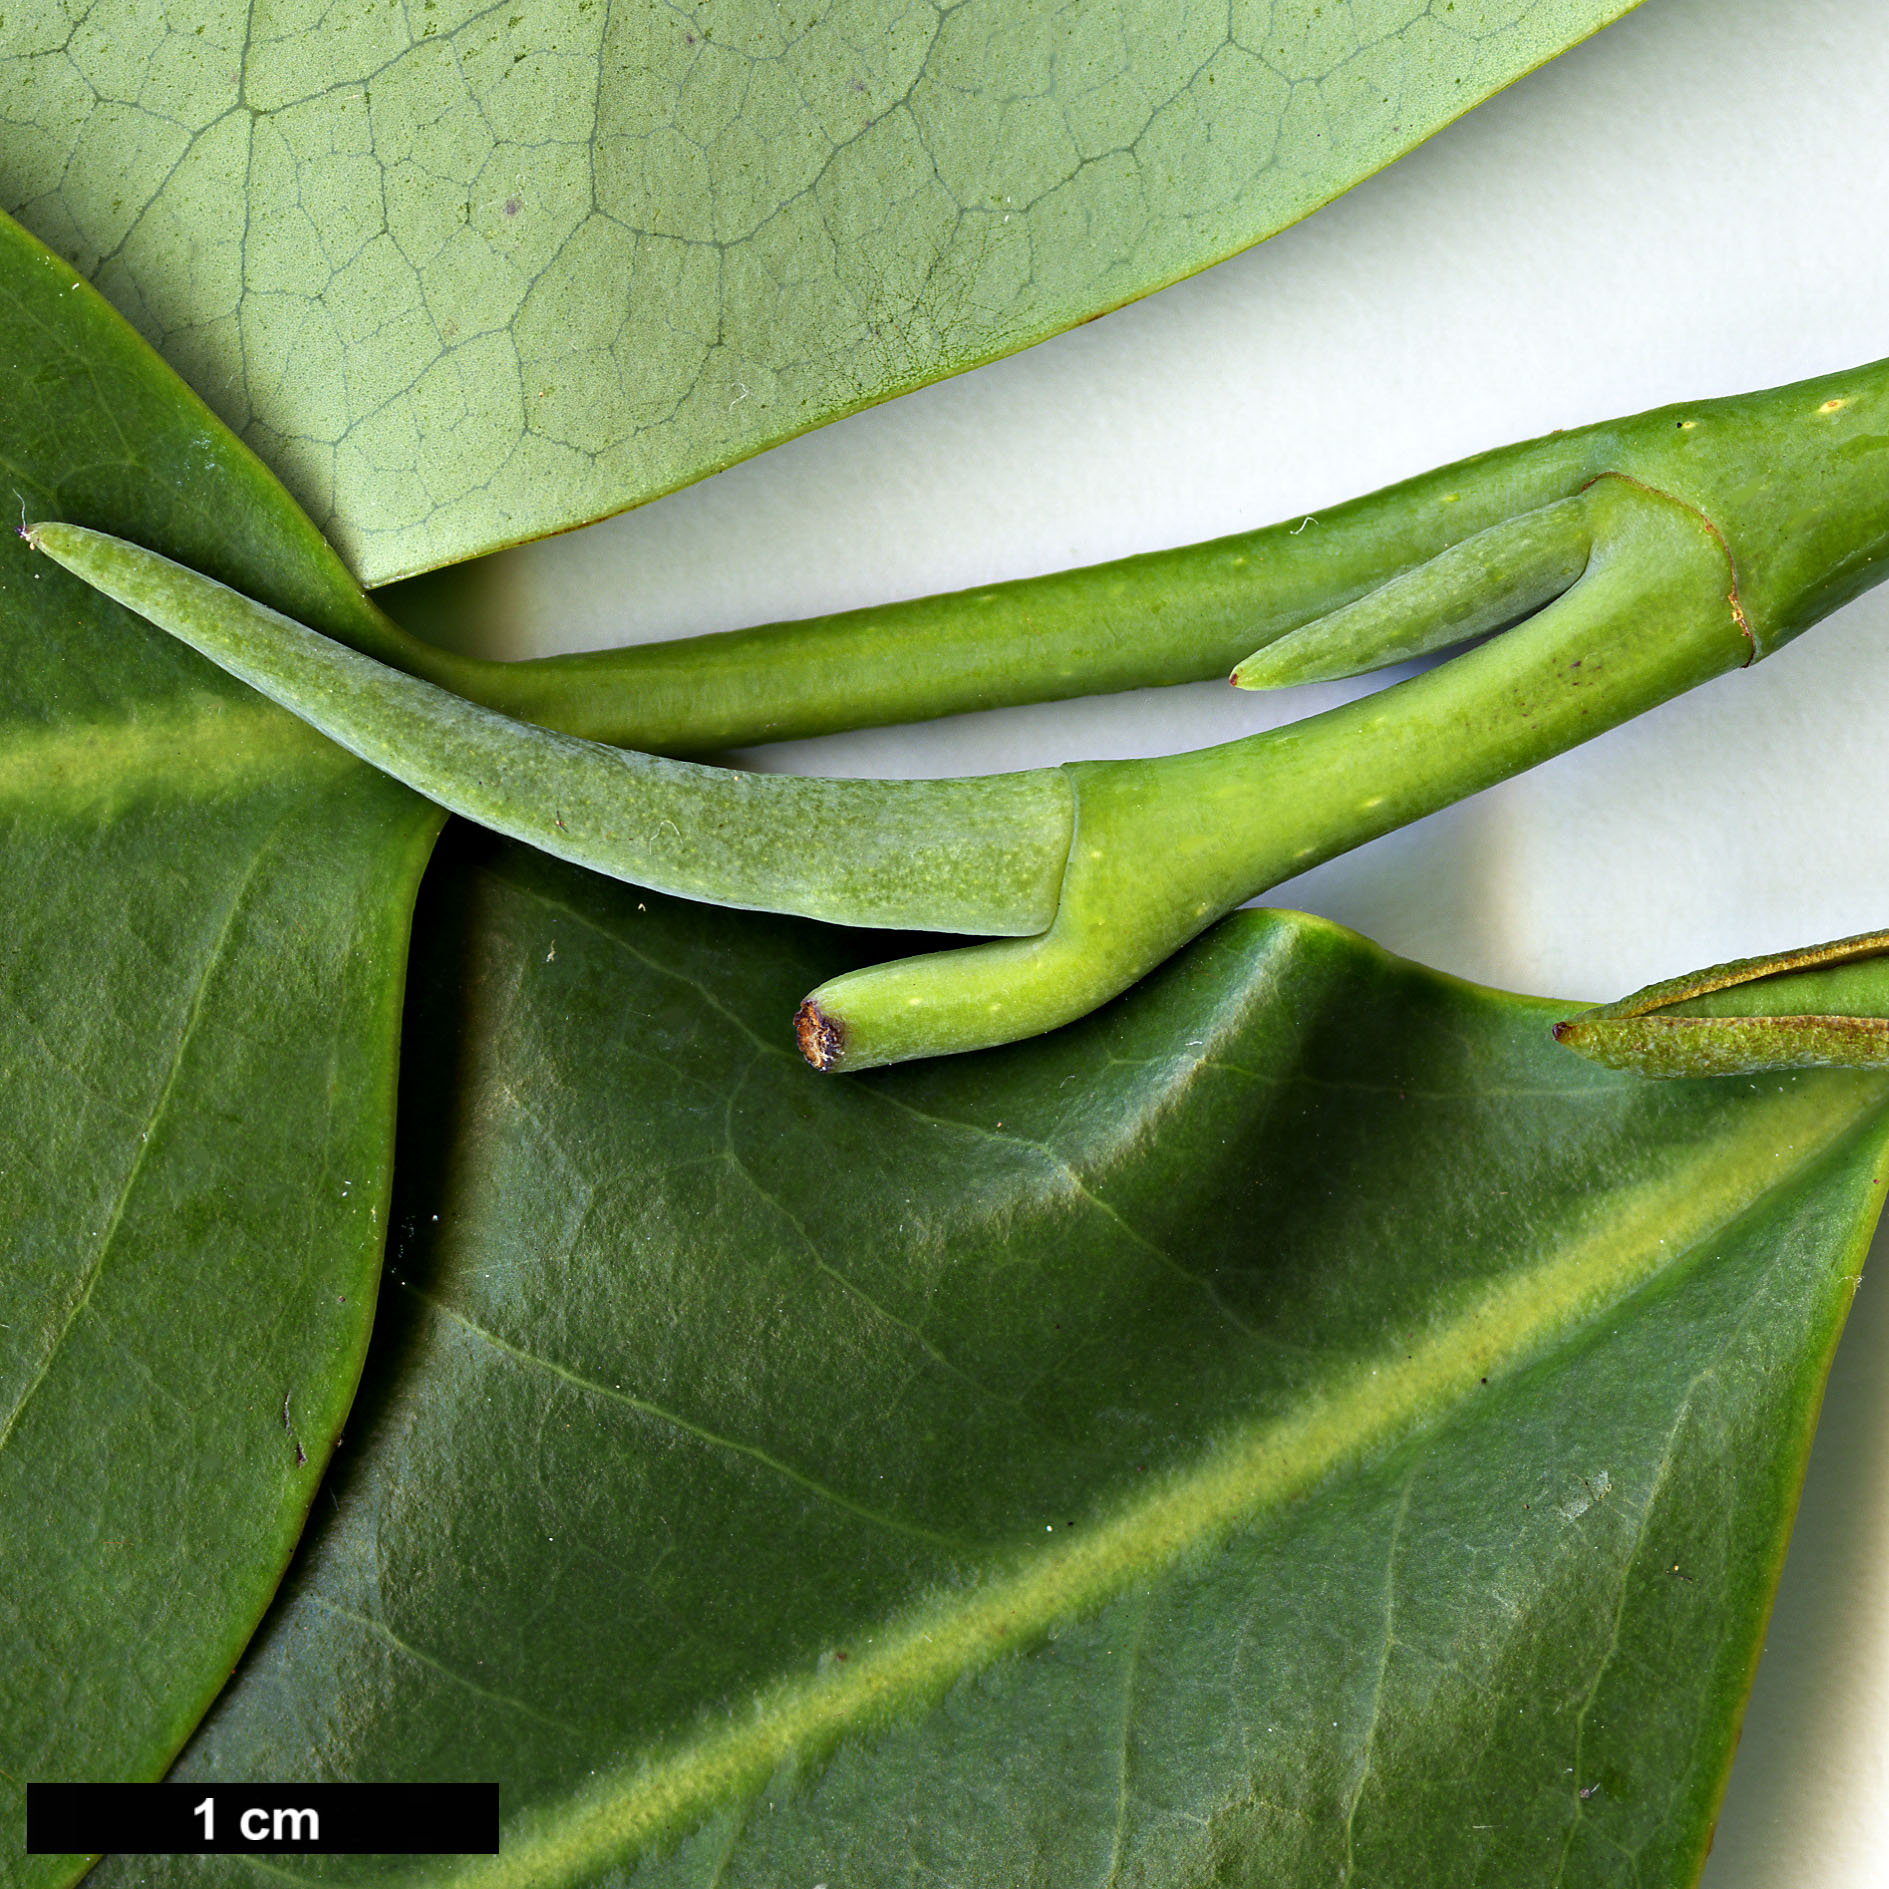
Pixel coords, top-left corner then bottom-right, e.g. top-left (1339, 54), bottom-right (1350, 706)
top-left (391, 357), bottom-right (1889, 751)
top-left (439, 436), bottom-right (1593, 749)
top-left (801, 478), bottom-right (1743, 1068)
top-left (36, 357), bottom-right (1889, 1072)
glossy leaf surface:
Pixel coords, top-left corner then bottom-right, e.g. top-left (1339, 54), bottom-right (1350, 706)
top-left (0, 214), bottom-right (438, 1879)
top-left (127, 834), bottom-right (1889, 1886)
top-left (0, 0), bottom-right (1639, 583)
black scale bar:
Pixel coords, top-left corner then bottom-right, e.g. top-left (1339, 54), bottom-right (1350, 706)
top-left (28, 1783), bottom-right (500, 1855)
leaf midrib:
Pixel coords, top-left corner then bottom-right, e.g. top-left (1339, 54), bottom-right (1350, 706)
top-left (0, 691), bottom-right (353, 812)
top-left (372, 1075), bottom-right (1889, 1888)
top-left (0, 793), bottom-right (301, 1461)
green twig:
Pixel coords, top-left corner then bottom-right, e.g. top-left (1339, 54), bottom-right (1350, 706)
top-left (33, 358), bottom-right (1889, 1071)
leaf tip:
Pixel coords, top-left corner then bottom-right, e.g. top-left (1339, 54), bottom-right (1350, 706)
top-left (795, 997), bottom-right (848, 1073)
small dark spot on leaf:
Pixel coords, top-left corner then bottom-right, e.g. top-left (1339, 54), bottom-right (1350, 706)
top-left (505, 198), bottom-right (522, 216)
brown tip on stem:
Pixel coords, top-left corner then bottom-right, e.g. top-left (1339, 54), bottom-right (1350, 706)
top-left (794, 998), bottom-right (847, 1073)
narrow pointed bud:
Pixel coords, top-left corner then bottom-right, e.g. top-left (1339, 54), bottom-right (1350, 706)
top-left (1230, 495), bottom-right (1593, 689)
top-left (1554, 930), bottom-right (1889, 1077)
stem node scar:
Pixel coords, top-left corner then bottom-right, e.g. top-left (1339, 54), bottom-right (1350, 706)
top-left (795, 1000), bottom-right (847, 1073)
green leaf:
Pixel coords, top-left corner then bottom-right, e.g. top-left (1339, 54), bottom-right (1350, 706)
top-left (0, 215), bottom-right (440, 1876)
top-left (125, 834), bottom-right (1889, 1886)
top-left (0, 0), bottom-right (1641, 585)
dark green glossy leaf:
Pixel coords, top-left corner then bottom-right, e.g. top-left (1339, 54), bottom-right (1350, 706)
top-left (127, 832), bottom-right (1889, 1886)
top-left (0, 214), bottom-right (439, 1879)
top-left (0, 0), bottom-right (1641, 583)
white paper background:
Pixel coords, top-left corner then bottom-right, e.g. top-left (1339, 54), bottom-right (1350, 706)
top-left (398, 0), bottom-right (1889, 1875)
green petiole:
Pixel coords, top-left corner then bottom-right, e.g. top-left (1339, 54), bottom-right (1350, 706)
top-left (22, 524), bottom-right (1074, 940)
top-left (33, 357), bottom-right (1889, 1072)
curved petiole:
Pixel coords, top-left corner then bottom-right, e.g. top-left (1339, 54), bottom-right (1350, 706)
top-left (26, 525), bottom-right (1074, 939)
